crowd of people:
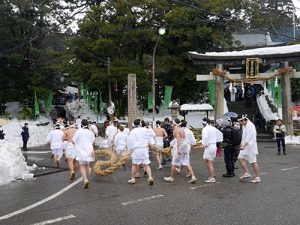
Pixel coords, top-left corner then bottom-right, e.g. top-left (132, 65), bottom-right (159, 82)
top-left (42, 112), bottom-right (282, 189)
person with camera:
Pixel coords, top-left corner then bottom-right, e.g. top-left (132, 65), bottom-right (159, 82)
top-left (273, 119), bottom-right (287, 155)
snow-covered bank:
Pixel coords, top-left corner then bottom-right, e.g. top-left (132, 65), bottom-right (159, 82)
top-left (285, 136), bottom-right (300, 145)
top-left (1, 117), bottom-right (52, 148)
top-left (66, 99), bottom-right (101, 122)
top-left (257, 95), bottom-right (280, 121)
top-left (0, 141), bottom-right (34, 185)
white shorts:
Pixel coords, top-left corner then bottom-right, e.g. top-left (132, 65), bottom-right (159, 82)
top-left (203, 144), bottom-right (217, 161)
top-left (65, 143), bottom-right (77, 159)
top-left (171, 141), bottom-right (190, 166)
top-left (52, 148), bottom-right (63, 157)
top-left (238, 151), bottom-right (257, 164)
top-left (78, 161), bottom-right (90, 165)
top-left (155, 137), bottom-right (164, 149)
top-left (132, 158), bottom-right (151, 165)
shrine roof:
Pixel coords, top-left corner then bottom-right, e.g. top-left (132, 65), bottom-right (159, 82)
top-left (188, 44), bottom-right (300, 65)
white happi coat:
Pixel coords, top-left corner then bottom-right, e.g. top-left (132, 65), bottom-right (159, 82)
top-left (73, 128), bottom-right (95, 162)
top-left (215, 128), bottom-right (223, 143)
top-left (127, 127), bottom-right (155, 160)
top-left (202, 125), bottom-right (217, 147)
top-left (241, 120), bottom-right (258, 155)
top-left (75, 118), bottom-right (82, 129)
top-left (46, 129), bottom-right (64, 150)
top-left (105, 125), bottom-right (118, 145)
top-left (90, 124), bottom-right (98, 136)
top-left (114, 132), bottom-right (128, 153)
top-left (183, 127), bottom-right (196, 146)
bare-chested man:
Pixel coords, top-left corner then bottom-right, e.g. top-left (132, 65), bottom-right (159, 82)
top-left (63, 121), bottom-right (78, 180)
top-left (164, 118), bottom-right (197, 183)
top-left (153, 120), bottom-right (168, 170)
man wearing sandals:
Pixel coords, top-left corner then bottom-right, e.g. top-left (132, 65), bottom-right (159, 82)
top-left (237, 115), bottom-right (261, 183)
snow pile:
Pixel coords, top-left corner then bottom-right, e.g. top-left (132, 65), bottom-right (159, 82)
top-left (59, 86), bottom-right (78, 95)
top-left (257, 95), bottom-right (279, 121)
top-left (5, 102), bottom-right (21, 118)
top-left (224, 98), bottom-right (228, 114)
top-left (180, 103), bottom-right (213, 111)
top-left (66, 99), bottom-right (99, 122)
top-left (1, 117), bottom-right (52, 147)
top-left (0, 140), bottom-right (33, 185)
top-left (285, 136), bottom-right (300, 145)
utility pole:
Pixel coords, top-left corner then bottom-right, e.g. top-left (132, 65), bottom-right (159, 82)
top-left (107, 57), bottom-right (112, 102)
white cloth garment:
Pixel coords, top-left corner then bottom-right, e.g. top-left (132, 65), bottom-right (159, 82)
top-left (46, 129), bottom-right (64, 151)
top-left (73, 128), bottom-right (95, 162)
top-left (105, 125), bottom-right (118, 146)
top-left (127, 127), bottom-right (155, 165)
top-left (241, 120), bottom-right (258, 154)
top-left (114, 132), bottom-right (128, 154)
top-left (90, 124), bottom-right (98, 136)
top-left (65, 142), bottom-right (77, 159)
top-left (75, 118), bottom-right (82, 129)
top-left (171, 138), bottom-right (190, 166)
top-left (155, 137), bottom-right (164, 149)
top-left (216, 128), bottom-right (223, 143)
top-left (183, 127), bottom-right (196, 145)
top-left (201, 124), bottom-right (217, 161)
top-left (230, 87), bottom-right (237, 102)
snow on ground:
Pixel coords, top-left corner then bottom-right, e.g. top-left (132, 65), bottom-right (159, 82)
top-left (66, 99), bottom-right (102, 122)
top-left (59, 86), bottom-right (78, 95)
top-left (5, 102), bottom-right (21, 118)
top-left (257, 95), bottom-right (280, 121)
top-left (0, 140), bottom-right (34, 185)
top-left (285, 135), bottom-right (300, 145)
top-left (1, 117), bottom-right (52, 148)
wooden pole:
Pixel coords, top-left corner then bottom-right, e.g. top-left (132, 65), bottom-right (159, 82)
top-left (281, 62), bottom-right (294, 135)
top-left (214, 64), bottom-right (224, 119)
top-left (128, 74), bottom-right (137, 130)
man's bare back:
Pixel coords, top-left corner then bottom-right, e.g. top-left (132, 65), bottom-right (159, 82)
top-left (153, 127), bottom-right (167, 137)
top-left (64, 127), bottom-right (77, 142)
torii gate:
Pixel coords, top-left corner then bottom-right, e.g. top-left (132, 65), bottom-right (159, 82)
top-left (188, 44), bottom-right (300, 136)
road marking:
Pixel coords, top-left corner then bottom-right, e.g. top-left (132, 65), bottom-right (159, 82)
top-left (31, 215), bottom-right (75, 225)
top-left (121, 194), bottom-right (164, 206)
top-left (0, 178), bottom-right (83, 221)
top-left (22, 151), bottom-right (52, 154)
top-left (190, 182), bottom-right (221, 190)
top-left (280, 167), bottom-right (298, 171)
top-left (260, 172), bottom-right (268, 176)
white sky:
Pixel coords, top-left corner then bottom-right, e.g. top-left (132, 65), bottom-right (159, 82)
top-left (293, 0), bottom-right (300, 16)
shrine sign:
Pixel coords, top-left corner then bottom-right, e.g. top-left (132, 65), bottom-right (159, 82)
top-left (245, 58), bottom-right (259, 79)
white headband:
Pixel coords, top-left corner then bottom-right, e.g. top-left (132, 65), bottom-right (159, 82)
top-left (237, 114), bottom-right (248, 121)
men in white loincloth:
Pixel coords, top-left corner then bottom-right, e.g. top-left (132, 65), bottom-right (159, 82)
top-left (237, 115), bottom-right (261, 183)
top-left (201, 118), bottom-right (218, 183)
top-left (114, 126), bottom-right (128, 155)
top-left (73, 119), bottom-right (95, 188)
top-left (127, 119), bottom-right (155, 185)
top-left (153, 120), bottom-right (168, 170)
top-left (164, 118), bottom-right (197, 183)
top-left (46, 124), bottom-right (64, 168)
top-left (63, 121), bottom-right (78, 180)
top-left (105, 121), bottom-right (118, 147)
top-left (89, 121), bottom-right (99, 137)
top-left (76, 115), bottom-right (82, 129)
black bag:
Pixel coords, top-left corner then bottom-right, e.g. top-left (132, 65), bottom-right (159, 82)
top-left (231, 128), bottom-right (242, 146)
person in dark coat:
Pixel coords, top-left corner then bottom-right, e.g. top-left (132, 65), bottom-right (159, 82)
top-left (21, 123), bottom-right (29, 150)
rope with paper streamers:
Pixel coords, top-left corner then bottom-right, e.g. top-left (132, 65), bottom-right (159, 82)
top-left (93, 148), bottom-right (130, 176)
top-left (212, 67), bottom-right (293, 83)
top-left (149, 144), bottom-right (172, 157)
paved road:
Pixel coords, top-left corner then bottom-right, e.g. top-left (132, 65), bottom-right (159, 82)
top-left (0, 143), bottom-right (300, 225)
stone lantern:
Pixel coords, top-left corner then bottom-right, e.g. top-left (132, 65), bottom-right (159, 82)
top-left (169, 100), bottom-right (180, 120)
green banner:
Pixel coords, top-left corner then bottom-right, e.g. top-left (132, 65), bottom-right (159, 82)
top-left (148, 92), bottom-right (153, 110)
top-left (94, 94), bottom-right (98, 114)
top-left (87, 92), bottom-right (92, 107)
top-left (99, 91), bottom-right (103, 113)
top-left (208, 80), bottom-right (215, 106)
top-left (163, 86), bottom-right (173, 109)
top-left (34, 91), bottom-right (40, 117)
top-left (274, 84), bottom-right (282, 107)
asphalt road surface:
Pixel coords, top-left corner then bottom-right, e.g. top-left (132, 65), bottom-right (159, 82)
top-left (0, 142), bottom-right (299, 225)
